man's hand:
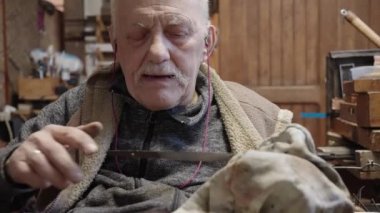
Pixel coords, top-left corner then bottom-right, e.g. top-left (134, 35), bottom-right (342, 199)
top-left (5, 122), bottom-right (103, 190)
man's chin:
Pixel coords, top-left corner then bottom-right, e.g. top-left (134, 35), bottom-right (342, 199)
top-left (135, 90), bottom-right (189, 111)
top-left (142, 102), bottom-right (176, 111)
top-left (139, 96), bottom-right (179, 111)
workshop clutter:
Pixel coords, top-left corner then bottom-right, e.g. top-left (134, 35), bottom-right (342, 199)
top-left (29, 45), bottom-right (83, 80)
top-left (18, 46), bottom-right (83, 101)
top-left (326, 55), bottom-right (380, 174)
top-left (321, 50), bottom-right (380, 211)
top-left (333, 66), bottom-right (380, 153)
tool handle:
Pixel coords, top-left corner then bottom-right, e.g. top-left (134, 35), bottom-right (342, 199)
top-left (341, 9), bottom-right (380, 48)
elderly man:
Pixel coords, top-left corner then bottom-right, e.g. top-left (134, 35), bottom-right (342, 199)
top-left (0, 0), bottom-right (353, 212)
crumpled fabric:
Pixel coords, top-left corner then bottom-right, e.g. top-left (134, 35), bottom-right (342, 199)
top-left (174, 124), bottom-right (354, 213)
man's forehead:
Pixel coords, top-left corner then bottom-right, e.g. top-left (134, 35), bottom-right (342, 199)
top-left (121, 0), bottom-right (202, 8)
top-left (116, 0), bottom-right (204, 20)
top-left (130, 10), bottom-right (194, 27)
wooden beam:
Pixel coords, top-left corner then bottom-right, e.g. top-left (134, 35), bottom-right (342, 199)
top-left (252, 85), bottom-right (321, 104)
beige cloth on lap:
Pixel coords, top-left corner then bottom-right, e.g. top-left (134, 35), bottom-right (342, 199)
top-left (175, 124), bottom-right (354, 213)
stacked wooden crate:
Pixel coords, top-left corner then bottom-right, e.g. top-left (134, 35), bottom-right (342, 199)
top-left (331, 72), bottom-right (380, 180)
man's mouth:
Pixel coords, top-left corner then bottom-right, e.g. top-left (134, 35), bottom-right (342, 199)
top-left (142, 74), bottom-right (176, 79)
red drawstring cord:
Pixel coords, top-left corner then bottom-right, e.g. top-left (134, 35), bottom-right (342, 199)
top-left (111, 92), bottom-right (123, 174)
top-left (111, 46), bottom-right (123, 174)
top-left (177, 56), bottom-right (212, 189)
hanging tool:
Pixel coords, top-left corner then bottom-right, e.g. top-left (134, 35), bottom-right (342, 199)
top-left (340, 9), bottom-right (380, 48)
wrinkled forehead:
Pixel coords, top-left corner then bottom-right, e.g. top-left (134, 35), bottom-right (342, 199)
top-left (113, 0), bottom-right (207, 28)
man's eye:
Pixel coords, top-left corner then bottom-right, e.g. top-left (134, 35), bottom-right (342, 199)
top-left (166, 31), bottom-right (188, 39)
top-left (127, 32), bottom-right (148, 41)
top-left (170, 32), bottom-right (187, 37)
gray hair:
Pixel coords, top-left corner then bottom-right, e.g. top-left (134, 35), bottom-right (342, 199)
top-left (110, 0), bottom-right (210, 32)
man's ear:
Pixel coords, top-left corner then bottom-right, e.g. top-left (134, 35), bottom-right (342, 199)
top-left (203, 25), bottom-right (218, 61)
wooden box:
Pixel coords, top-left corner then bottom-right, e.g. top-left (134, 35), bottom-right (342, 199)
top-left (339, 92), bottom-right (380, 127)
top-left (356, 92), bottom-right (380, 127)
top-left (332, 118), bottom-right (380, 151)
top-left (18, 77), bottom-right (60, 101)
top-left (353, 77), bottom-right (380, 92)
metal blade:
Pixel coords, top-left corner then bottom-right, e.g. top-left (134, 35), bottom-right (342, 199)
top-left (107, 150), bottom-right (233, 162)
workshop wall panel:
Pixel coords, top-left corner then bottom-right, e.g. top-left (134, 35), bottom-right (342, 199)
top-left (215, 0), bottom-right (380, 146)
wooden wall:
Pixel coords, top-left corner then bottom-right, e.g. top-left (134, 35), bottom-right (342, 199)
top-left (212, 0), bottom-right (380, 146)
top-left (0, 0), bottom-right (4, 107)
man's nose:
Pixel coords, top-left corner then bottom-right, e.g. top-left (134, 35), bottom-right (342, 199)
top-left (147, 35), bottom-right (170, 64)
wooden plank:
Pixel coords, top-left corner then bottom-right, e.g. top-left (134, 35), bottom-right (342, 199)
top-left (218, 0), bottom-right (249, 85)
top-left (239, 0), bottom-right (249, 86)
top-left (355, 150), bottom-right (380, 172)
top-left (306, 0), bottom-right (319, 86)
top-left (338, 0), bottom-right (356, 50)
top-left (333, 118), bottom-right (380, 151)
top-left (319, 0), bottom-right (338, 83)
top-left (357, 92), bottom-right (380, 127)
top-left (217, 0), bottom-right (232, 80)
top-left (336, 0), bottom-right (344, 50)
top-left (294, 0), bottom-right (306, 86)
top-left (305, 0), bottom-right (322, 146)
top-left (253, 85), bottom-right (320, 103)
top-left (318, 146), bottom-right (354, 156)
top-left (320, 0), bottom-right (338, 147)
top-left (354, 78), bottom-right (380, 92)
top-left (318, 0), bottom-right (340, 146)
top-left (282, 0), bottom-right (294, 86)
top-left (246, 1), bottom-right (259, 87)
top-left (270, 0), bottom-right (282, 86)
top-left (332, 118), bottom-right (356, 142)
top-left (258, 0), bottom-right (271, 86)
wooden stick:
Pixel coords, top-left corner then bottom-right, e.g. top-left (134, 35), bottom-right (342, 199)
top-left (341, 9), bottom-right (380, 48)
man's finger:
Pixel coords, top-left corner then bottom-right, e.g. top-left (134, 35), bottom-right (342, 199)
top-left (77, 122), bottom-right (103, 138)
top-left (9, 161), bottom-right (51, 189)
top-left (27, 147), bottom-right (72, 189)
top-left (29, 131), bottom-right (84, 184)
top-left (42, 124), bottom-right (99, 154)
